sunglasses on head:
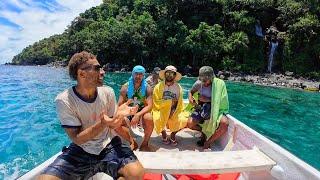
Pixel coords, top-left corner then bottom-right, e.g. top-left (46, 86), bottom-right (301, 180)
top-left (81, 64), bottom-right (102, 72)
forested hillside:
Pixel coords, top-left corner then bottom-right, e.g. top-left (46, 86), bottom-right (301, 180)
top-left (11, 0), bottom-right (320, 79)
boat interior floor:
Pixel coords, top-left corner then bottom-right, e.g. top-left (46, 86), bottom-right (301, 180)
top-left (129, 127), bottom-right (224, 152)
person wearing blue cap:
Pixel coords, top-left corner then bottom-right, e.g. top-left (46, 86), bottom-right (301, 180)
top-left (116, 65), bottom-right (154, 151)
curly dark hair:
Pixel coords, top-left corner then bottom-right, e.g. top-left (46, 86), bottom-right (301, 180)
top-left (68, 51), bottom-right (96, 80)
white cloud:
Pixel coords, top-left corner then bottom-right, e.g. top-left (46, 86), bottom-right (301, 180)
top-left (0, 0), bottom-right (103, 64)
top-left (10, 0), bottom-right (28, 9)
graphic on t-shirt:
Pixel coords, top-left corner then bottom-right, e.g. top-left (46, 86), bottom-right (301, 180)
top-left (130, 92), bottom-right (145, 111)
top-left (163, 90), bottom-right (177, 100)
top-left (132, 96), bottom-right (139, 105)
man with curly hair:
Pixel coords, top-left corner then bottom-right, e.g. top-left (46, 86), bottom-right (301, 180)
top-left (38, 51), bottom-right (144, 180)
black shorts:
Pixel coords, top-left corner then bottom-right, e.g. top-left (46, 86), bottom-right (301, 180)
top-left (41, 136), bottom-right (137, 180)
top-left (191, 102), bottom-right (211, 124)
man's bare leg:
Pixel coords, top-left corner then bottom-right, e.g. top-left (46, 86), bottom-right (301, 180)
top-left (170, 131), bottom-right (179, 145)
top-left (170, 131), bottom-right (177, 141)
top-left (205, 116), bottom-right (229, 146)
top-left (139, 112), bottom-right (153, 151)
top-left (115, 121), bottom-right (138, 150)
top-left (187, 117), bottom-right (206, 146)
top-left (161, 130), bottom-right (167, 139)
top-left (37, 174), bottom-right (60, 180)
top-left (187, 117), bottom-right (202, 132)
top-left (118, 161), bottom-right (145, 180)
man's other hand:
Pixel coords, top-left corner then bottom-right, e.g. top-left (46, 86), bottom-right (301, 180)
top-left (118, 99), bottom-right (138, 117)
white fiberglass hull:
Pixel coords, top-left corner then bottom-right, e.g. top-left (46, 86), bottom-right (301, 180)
top-left (18, 114), bottom-right (320, 180)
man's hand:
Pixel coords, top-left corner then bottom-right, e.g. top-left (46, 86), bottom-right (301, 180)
top-left (117, 99), bottom-right (138, 117)
top-left (189, 96), bottom-right (195, 105)
top-left (100, 111), bottom-right (122, 129)
top-left (130, 114), bottom-right (140, 128)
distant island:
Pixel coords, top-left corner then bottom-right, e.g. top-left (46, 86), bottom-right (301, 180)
top-left (10, 0), bottom-right (320, 82)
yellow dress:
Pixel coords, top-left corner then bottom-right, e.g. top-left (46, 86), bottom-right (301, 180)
top-left (152, 81), bottom-right (189, 134)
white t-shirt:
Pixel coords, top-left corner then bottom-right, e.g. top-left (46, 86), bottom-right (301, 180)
top-left (163, 83), bottom-right (180, 100)
top-left (163, 82), bottom-right (180, 113)
top-left (55, 86), bottom-right (116, 155)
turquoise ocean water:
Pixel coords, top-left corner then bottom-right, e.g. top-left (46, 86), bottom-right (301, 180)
top-left (0, 65), bottom-right (319, 179)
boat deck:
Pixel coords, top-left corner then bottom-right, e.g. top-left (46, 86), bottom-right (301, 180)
top-left (130, 127), bottom-right (217, 152)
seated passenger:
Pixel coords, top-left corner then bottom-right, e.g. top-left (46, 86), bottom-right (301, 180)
top-left (187, 66), bottom-right (229, 149)
top-left (153, 65), bottom-right (188, 145)
top-left (38, 51), bottom-right (144, 180)
top-left (146, 67), bottom-right (161, 89)
top-left (116, 65), bottom-right (154, 152)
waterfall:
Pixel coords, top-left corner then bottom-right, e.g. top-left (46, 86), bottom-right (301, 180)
top-left (268, 41), bottom-right (278, 73)
top-left (255, 24), bottom-right (264, 38)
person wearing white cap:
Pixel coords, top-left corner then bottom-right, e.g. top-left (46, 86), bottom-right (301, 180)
top-left (152, 65), bottom-right (189, 146)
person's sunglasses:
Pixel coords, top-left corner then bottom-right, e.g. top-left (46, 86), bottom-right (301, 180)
top-left (81, 64), bottom-right (102, 72)
top-left (165, 71), bottom-right (176, 76)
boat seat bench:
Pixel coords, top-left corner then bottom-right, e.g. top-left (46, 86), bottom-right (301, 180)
top-left (134, 149), bottom-right (276, 174)
top-left (18, 149), bottom-right (276, 179)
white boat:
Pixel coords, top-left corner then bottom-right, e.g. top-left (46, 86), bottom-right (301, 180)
top-left (19, 114), bottom-right (320, 180)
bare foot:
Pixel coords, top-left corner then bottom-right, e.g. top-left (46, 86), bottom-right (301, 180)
top-left (130, 140), bottom-right (139, 151)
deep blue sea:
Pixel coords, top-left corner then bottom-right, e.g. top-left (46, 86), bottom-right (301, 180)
top-left (0, 65), bottom-right (319, 179)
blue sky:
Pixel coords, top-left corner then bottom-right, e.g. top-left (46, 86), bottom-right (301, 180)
top-left (0, 0), bottom-right (102, 64)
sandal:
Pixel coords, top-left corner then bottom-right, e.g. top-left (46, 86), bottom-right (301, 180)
top-left (170, 138), bottom-right (178, 146)
top-left (162, 137), bottom-right (171, 145)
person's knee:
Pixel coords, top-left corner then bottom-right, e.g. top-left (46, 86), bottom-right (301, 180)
top-left (220, 116), bottom-right (229, 127)
top-left (143, 113), bottom-right (153, 122)
top-left (122, 162), bottom-right (145, 179)
top-left (143, 113), bottom-right (154, 128)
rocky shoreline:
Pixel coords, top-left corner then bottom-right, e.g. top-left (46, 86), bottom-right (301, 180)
top-left (4, 63), bottom-right (319, 92)
top-left (217, 71), bottom-right (320, 92)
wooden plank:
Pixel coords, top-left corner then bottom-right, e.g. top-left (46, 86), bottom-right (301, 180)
top-left (134, 149), bottom-right (276, 174)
